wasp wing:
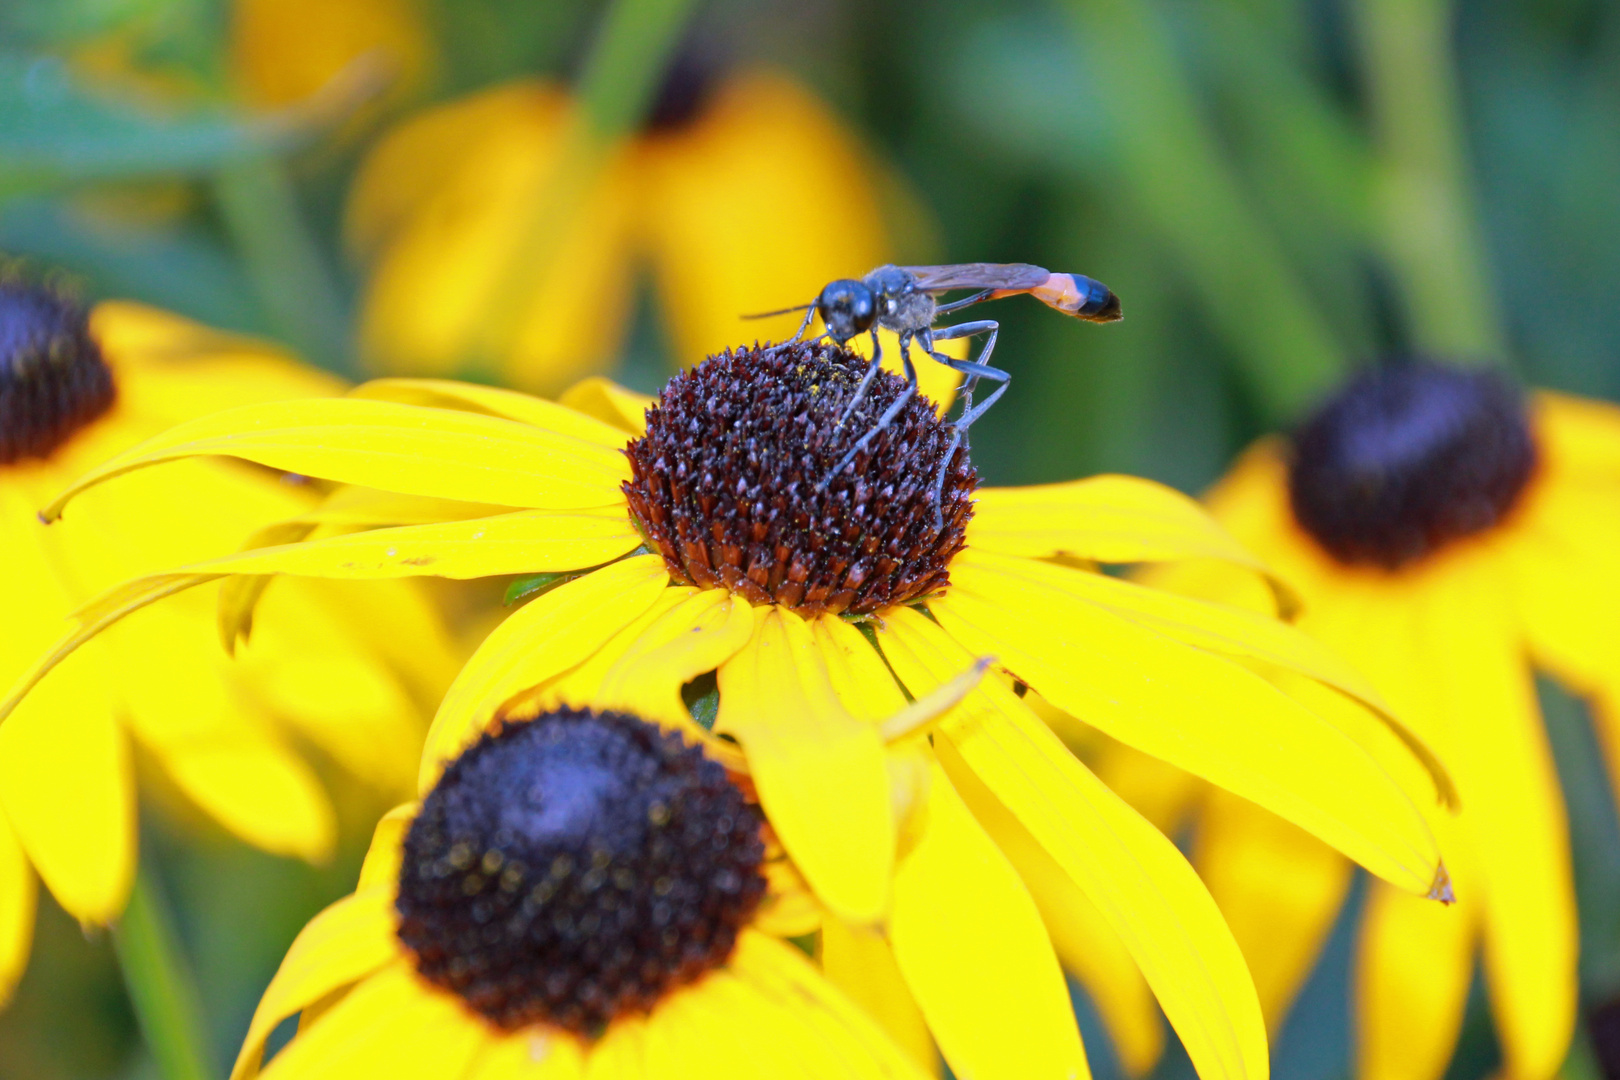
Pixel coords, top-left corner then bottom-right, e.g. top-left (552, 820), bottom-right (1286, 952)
top-left (899, 263), bottom-right (1051, 292)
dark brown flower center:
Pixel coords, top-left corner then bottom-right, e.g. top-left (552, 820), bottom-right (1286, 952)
top-left (1288, 361), bottom-right (1536, 569)
top-left (0, 277), bottom-right (115, 466)
top-left (622, 341), bottom-right (977, 617)
top-left (396, 708), bottom-right (765, 1035)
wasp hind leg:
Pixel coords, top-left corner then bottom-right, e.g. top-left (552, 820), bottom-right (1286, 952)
top-left (920, 320), bottom-right (1006, 530)
top-left (819, 331), bottom-right (918, 491)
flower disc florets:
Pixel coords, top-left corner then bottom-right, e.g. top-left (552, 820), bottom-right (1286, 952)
top-left (396, 707), bottom-right (766, 1034)
top-left (0, 276), bottom-right (114, 465)
top-left (1288, 361), bottom-right (1536, 569)
top-left (623, 341), bottom-right (977, 617)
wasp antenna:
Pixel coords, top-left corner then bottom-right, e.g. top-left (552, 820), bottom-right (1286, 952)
top-left (741, 301), bottom-right (815, 320)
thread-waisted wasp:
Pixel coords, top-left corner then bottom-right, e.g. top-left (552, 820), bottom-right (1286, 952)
top-left (750, 263), bottom-right (1121, 521)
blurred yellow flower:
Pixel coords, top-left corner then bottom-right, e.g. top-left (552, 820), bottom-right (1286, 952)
top-left (346, 68), bottom-right (961, 401)
top-left (230, 0), bottom-right (435, 109)
top-left (0, 276), bottom-right (456, 1005)
top-left (6, 342), bottom-right (1459, 1080)
top-left (229, 700), bottom-right (930, 1080)
top-left (1148, 361), bottom-right (1620, 1080)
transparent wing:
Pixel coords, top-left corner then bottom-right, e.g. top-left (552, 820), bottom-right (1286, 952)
top-left (899, 263), bottom-right (1051, 292)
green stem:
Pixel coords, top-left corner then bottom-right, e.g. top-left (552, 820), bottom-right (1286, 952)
top-left (113, 862), bottom-right (215, 1080)
top-left (1058, 0), bottom-right (1347, 422)
top-left (471, 0), bottom-right (700, 372)
top-left (212, 158), bottom-right (354, 375)
top-left (1353, 0), bottom-right (1504, 361)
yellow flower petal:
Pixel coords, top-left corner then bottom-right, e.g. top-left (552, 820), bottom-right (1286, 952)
top-left (164, 740), bottom-right (336, 862)
top-left (242, 578), bottom-right (431, 794)
top-left (1505, 473), bottom-right (1620, 693)
top-left (347, 82), bottom-right (563, 260)
top-left (260, 962), bottom-right (486, 1080)
top-left (350, 379), bottom-right (634, 451)
top-left (557, 377), bottom-right (653, 436)
top-left (418, 555), bottom-right (669, 790)
top-left (466, 1029), bottom-right (587, 1080)
top-left (358, 804), bottom-right (417, 892)
top-left (715, 609), bottom-right (893, 924)
top-left (155, 508), bottom-right (640, 582)
top-left (808, 615), bottom-right (908, 722)
top-left (355, 89), bottom-right (640, 392)
top-left (970, 475), bottom-right (1288, 598)
top-left (1420, 557), bottom-right (1576, 1079)
top-left (1083, 735), bottom-right (1201, 840)
top-left (1196, 790), bottom-right (1353, 1031)
top-left (231, 886), bottom-right (400, 1080)
top-left (98, 301), bottom-right (347, 422)
top-left (1535, 390), bottom-right (1620, 480)
top-left (928, 552), bottom-right (1445, 894)
top-left (579, 589), bottom-right (756, 729)
top-left (230, 0), bottom-right (434, 110)
top-left (40, 397), bottom-right (629, 523)
top-left (0, 643), bottom-right (132, 924)
top-left (583, 1011), bottom-right (647, 1080)
top-left (821, 919), bottom-right (937, 1072)
top-left (728, 928), bottom-right (933, 1080)
top-left (638, 72), bottom-right (889, 366)
top-left (879, 609), bottom-right (1268, 1080)
top-left (944, 756), bottom-right (1164, 1076)
top-left (889, 759), bottom-right (1089, 1080)
top-left (0, 812), bottom-right (37, 1008)
top-left (1357, 881), bottom-right (1476, 1080)
top-left (963, 549), bottom-right (1457, 807)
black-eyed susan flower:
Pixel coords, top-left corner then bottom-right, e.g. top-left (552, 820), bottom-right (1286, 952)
top-left (7, 341), bottom-right (1461, 1080)
top-left (0, 273), bottom-right (455, 1004)
top-left (229, 0), bottom-right (434, 110)
top-left (1149, 359), bottom-right (1620, 1080)
top-left (230, 703), bottom-right (930, 1080)
top-left (345, 65), bottom-right (963, 403)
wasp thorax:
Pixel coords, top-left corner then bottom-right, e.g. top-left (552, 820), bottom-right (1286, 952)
top-left (1288, 361), bottom-right (1536, 570)
top-left (623, 341), bottom-right (976, 617)
top-left (396, 708), bottom-right (765, 1034)
top-left (0, 277), bottom-right (115, 466)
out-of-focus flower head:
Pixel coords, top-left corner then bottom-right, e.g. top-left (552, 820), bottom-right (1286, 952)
top-left (1137, 359), bottom-right (1620, 1080)
top-left (0, 264), bottom-right (457, 1006)
top-left (346, 58), bottom-right (961, 401)
top-left (6, 339), bottom-right (1464, 1080)
top-left (229, 702), bottom-right (931, 1080)
top-left (230, 0), bottom-right (435, 110)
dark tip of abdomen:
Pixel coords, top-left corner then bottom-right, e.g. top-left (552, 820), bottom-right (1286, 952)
top-left (1079, 278), bottom-right (1122, 322)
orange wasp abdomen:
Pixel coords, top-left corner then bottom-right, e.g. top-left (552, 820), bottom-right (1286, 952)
top-left (992, 273), bottom-right (1121, 323)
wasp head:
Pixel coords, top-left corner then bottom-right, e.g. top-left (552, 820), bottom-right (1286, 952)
top-left (815, 279), bottom-right (875, 344)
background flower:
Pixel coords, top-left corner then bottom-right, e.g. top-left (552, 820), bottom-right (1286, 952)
top-left (3, 0), bottom-right (1620, 1078)
top-left (0, 282), bottom-right (458, 1012)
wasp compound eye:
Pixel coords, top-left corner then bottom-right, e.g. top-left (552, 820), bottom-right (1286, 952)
top-left (1288, 361), bottom-right (1536, 569)
top-left (0, 276), bottom-right (115, 465)
top-left (623, 341), bottom-right (976, 617)
top-left (396, 707), bottom-right (766, 1034)
top-left (816, 279), bottom-right (876, 342)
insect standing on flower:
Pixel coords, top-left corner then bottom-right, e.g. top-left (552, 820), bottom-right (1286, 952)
top-left (749, 263), bottom-right (1122, 519)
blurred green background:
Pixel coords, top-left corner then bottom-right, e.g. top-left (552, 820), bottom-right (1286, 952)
top-left (3, 0), bottom-right (1619, 1077)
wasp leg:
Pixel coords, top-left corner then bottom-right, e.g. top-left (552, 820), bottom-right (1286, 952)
top-left (921, 320), bottom-right (1005, 530)
top-left (786, 304), bottom-right (819, 344)
top-left (833, 327), bottom-right (885, 432)
top-left (922, 320), bottom-right (1000, 447)
top-left (820, 331), bottom-right (918, 491)
top-left (932, 288), bottom-right (995, 316)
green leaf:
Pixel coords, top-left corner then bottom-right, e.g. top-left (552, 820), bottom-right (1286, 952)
top-left (503, 571), bottom-right (579, 607)
top-left (0, 50), bottom-right (371, 198)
